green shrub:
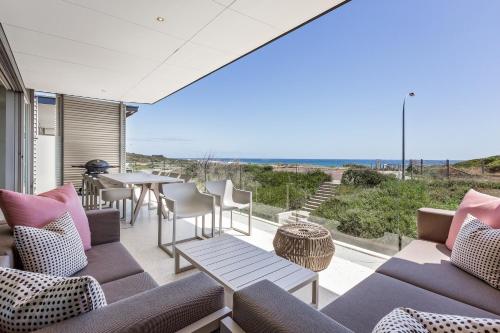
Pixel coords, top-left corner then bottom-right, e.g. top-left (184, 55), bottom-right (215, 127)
top-left (486, 160), bottom-right (500, 173)
top-left (341, 168), bottom-right (392, 187)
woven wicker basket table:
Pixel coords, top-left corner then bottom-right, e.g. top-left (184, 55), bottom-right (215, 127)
top-left (273, 223), bottom-right (335, 272)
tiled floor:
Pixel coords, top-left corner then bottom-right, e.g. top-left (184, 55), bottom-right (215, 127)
top-left (120, 201), bottom-right (387, 309)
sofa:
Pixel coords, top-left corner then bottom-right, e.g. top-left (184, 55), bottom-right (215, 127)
top-left (0, 209), bottom-right (229, 333)
top-left (221, 208), bottom-right (500, 333)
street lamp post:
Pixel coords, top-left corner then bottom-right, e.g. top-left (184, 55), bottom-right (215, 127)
top-left (402, 92), bottom-right (415, 181)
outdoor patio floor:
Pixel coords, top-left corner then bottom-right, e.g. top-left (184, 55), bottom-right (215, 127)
top-left (120, 200), bottom-right (387, 309)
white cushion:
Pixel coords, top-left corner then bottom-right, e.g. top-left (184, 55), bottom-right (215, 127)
top-left (14, 212), bottom-right (87, 276)
top-left (0, 267), bottom-right (106, 333)
top-left (451, 214), bottom-right (500, 289)
top-left (372, 308), bottom-right (427, 333)
top-left (373, 308), bottom-right (500, 333)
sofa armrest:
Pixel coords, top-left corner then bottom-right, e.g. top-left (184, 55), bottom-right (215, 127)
top-left (35, 272), bottom-right (225, 333)
top-left (233, 280), bottom-right (353, 333)
top-left (86, 209), bottom-right (120, 246)
top-left (417, 208), bottom-right (455, 244)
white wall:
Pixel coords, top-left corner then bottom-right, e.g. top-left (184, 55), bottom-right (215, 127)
top-left (36, 135), bottom-right (56, 193)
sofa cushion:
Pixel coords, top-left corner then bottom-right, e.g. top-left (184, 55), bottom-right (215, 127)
top-left (321, 273), bottom-right (499, 333)
top-left (446, 189), bottom-right (500, 250)
top-left (234, 280), bottom-right (353, 333)
top-left (0, 223), bottom-right (15, 268)
top-left (14, 212), bottom-right (87, 276)
top-left (376, 240), bottom-right (500, 314)
top-left (101, 272), bottom-right (158, 304)
top-left (451, 214), bottom-right (500, 289)
top-left (0, 184), bottom-right (91, 250)
top-left (72, 242), bottom-right (143, 284)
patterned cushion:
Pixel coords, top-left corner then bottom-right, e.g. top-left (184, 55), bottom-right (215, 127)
top-left (450, 214), bottom-right (500, 289)
top-left (0, 267), bottom-right (106, 333)
top-left (372, 308), bottom-right (427, 333)
top-left (374, 308), bottom-right (500, 333)
top-left (405, 308), bottom-right (500, 333)
top-left (14, 212), bottom-right (88, 276)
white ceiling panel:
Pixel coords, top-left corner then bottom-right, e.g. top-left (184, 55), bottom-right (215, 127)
top-left (123, 63), bottom-right (205, 103)
top-left (0, 0), bottom-right (349, 103)
top-left (191, 9), bottom-right (281, 55)
top-left (15, 53), bottom-right (137, 100)
top-left (4, 25), bottom-right (158, 77)
top-left (62, 0), bottom-right (227, 41)
top-left (1, 0), bottom-right (184, 60)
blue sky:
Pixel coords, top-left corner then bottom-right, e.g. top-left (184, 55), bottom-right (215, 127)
top-left (127, 0), bottom-right (500, 160)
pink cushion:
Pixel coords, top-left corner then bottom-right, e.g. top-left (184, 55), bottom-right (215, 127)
top-left (446, 189), bottom-right (500, 250)
top-left (0, 184), bottom-right (91, 250)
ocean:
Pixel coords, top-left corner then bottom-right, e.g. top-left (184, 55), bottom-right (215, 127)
top-left (207, 158), bottom-right (461, 168)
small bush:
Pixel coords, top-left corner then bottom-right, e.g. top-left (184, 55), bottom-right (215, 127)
top-left (341, 169), bottom-right (392, 187)
top-left (486, 160), bottom-right (500, 173)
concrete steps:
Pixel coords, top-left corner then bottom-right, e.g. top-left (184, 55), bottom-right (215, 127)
top-left (282, 182), bottom-right (338, 224)
top-left (300, 181), bottom-right (337, 214)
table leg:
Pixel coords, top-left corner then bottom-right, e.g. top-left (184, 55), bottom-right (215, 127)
top-left (151, 183), bottom-right (168, 218)
top-left (312, 278), bottom-right (319, 308)
top-left (133, 184), bottom-right (148, 223)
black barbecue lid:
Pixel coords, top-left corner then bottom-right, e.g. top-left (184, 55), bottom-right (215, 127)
top-left (84, 159), bottom-right (110, 168)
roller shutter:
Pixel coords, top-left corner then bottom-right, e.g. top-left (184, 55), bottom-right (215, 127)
top-left (62, 96), bottom-right (124, 186)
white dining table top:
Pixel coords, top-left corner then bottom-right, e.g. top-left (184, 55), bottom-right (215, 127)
top-left (99, 172), bottom-right (183, 185)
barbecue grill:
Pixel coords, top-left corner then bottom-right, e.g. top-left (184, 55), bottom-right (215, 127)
top-left (72, 159), bottom-right (118, 176)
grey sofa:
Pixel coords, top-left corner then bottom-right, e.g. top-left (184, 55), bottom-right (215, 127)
top-left (222, 208), bottom-right (500, 333)
top-left (0, 209), bottom-right (229, 333)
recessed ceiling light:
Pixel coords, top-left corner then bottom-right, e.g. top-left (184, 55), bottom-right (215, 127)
top-left (156, 16), bottom-right (165, 22)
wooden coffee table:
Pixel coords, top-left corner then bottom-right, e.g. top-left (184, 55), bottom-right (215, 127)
top-left (175, 234), bottom-right (319, 307)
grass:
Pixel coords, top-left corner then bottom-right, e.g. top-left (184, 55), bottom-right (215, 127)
top-left (314, 173), bottom-right (500, 239)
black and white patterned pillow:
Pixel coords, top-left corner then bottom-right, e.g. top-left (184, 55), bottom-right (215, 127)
top-left (0, 267), bottom-right (106, 333)
top-left (450, 214), bottom-right (500, 289)
top-left (404, 308), bottom-right (500, 333)
top-left (373, 308), bottom-right (500, 333)
top-left (372, 307), bottom-right (427, 333)
top-left (14, 212), bottom-right (88, 276)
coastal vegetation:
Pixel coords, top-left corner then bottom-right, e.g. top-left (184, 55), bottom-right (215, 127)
top-left (314, 169), bottom-right (500, 238)
top-left (127, 152), bottom-right (500, 241)
top-left (454, 155), bottom-right (500, 173)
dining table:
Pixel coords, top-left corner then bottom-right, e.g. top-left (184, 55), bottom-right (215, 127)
top-left (98, 172), bottom-right (183, 224)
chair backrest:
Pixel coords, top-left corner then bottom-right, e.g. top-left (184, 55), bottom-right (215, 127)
top-left (161, 182), bottom-right (199, 202)
top-left (206, 180), bottom-right (234, 204)
top-left (168, 172), bottom-right (181, 179)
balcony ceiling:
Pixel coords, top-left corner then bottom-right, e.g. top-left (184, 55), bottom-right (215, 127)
top-left (0, 0), bottom-right (348, 104)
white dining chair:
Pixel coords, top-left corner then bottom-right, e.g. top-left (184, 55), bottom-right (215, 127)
top-left (205, 180), bottom-right (252, 236)
top-left (92, 178), bottom-right (135, 225)
top-left (158, 183), bottom-right (216, 259)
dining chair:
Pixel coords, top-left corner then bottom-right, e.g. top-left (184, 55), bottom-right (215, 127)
top-left (92, 178), bottom-right (135, 224)
top-left (81, 174), bottom-right (94, 209)
top-left (205, 179), bottom-right (252, 236)
top-left (158, 183), bottom-right (215, 259)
